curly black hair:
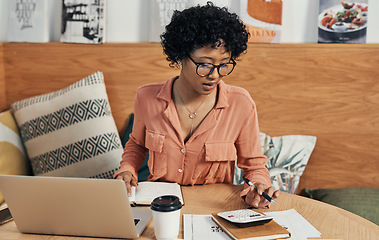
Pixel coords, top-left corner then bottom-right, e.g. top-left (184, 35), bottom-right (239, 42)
top-left (160, 2), bottom-right (249, 67)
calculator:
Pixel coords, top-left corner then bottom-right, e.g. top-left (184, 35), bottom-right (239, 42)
top-left (217, 209), bottom-right (273, 227)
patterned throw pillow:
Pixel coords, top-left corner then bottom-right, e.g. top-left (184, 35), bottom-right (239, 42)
top-left (0, 110), bottom-right (30, 204)
top-left (261, 133), bottom-right (316, 193)
top-left (11, 72), bottom-right (122, 179)
top-left (234, 133), bottom-right (316, 194)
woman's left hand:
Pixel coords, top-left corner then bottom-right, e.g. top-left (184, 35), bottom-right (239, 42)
top-left (245, 183), bottom-right (280, 208)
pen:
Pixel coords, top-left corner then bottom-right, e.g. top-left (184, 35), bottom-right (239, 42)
top-left (244, 178), bottom-right (276, 205)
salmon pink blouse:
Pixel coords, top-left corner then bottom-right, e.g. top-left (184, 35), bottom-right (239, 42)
top-left (114, 77), bottom-right (271, 198)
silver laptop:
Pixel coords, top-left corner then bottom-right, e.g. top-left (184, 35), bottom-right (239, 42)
top-left (0, 175), bottom-right (152, 239)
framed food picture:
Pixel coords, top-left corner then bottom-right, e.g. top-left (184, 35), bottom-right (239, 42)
top-left (240, 0), bottom-right (283, 43)
top-left (318, 0), bottom-right (368, 43)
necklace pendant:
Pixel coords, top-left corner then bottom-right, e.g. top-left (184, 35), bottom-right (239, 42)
top-left (189, 112), bottom-right (197, 119)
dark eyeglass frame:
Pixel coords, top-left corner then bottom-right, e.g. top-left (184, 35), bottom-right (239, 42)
top-left (187, 55), bottom-right (236, 77)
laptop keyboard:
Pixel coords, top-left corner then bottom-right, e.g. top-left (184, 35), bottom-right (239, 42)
top-left (134, 219), bottom-right (140, 225)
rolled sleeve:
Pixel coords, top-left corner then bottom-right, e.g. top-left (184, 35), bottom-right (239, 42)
top-left (236, 104), bottom-right (271, 198)
top-left (113, 91), bottom-right (148, 179)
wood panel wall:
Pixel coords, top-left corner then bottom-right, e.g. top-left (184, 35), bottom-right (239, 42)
top-left (232, 44), bottom-right (379, 192)
top-left (1, 43), bottom-right (176, 129)
top-left (1, 42), bottom-right (378, 192)
top-left (0, 43), bottom-right (5, 111)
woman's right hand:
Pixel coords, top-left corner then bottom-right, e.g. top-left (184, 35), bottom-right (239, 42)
top-left (115, 171), bottom-right (138, 195)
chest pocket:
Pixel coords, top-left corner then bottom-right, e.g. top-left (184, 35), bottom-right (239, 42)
top-left (145, 130), bottom-right (166, 180)
top-left (192, 142), bottom-right (236, 184)
top-left (205, 142), bottom-right (237, 162)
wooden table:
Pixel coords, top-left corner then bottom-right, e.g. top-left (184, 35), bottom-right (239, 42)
top-left (1, 184), bottom-right (378, 240)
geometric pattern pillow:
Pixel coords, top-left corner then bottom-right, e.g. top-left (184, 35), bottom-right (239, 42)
top-left (234, 132), bottom-right (316, 195)
top-left (0, 110), bottom-right (30, 205)
top-left (11, 71), bottom-right (122, 179)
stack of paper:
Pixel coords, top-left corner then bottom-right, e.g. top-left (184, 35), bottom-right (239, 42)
top-left (265, 209), bottom-right (321, 239)
top-left (183, 209), bottom-right (321, 240)
top-left (183, 214), bottom-right (230, 240)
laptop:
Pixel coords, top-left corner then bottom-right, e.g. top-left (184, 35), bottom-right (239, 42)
top-left (0, 175), bottom-right (152, 239)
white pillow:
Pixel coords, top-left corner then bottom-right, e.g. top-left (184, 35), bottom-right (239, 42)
top-left (11, 71), bottom-right (122, 179)
top-left (234, 133), bottom-right (316, 194)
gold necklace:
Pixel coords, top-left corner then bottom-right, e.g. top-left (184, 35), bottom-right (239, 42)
top-left (175, 89), bottom-right (209, 135)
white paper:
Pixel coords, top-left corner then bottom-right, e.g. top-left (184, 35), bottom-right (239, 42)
top-left (265, 209), bottom-right (321, 240)
top-left (129, 182), bottom-right (184, 205)
top-left (183, 214), bottom-right (230, 240)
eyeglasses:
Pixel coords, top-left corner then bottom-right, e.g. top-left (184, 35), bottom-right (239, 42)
top-left (187, 55), bottom-right (236, 77)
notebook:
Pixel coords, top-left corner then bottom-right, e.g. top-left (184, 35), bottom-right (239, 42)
top-left (129, 181), bottom-right (184, 206)
top-left (0, 175), bottom-right (152, 239)
top-left (211, 210), bottom-right (290, 240)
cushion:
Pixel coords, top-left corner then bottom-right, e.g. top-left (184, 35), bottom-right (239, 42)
top-left (11, 71), bottom-right (122, 179)
top-left (121, 113), bottom-right (150, 182)
top-left (305, 187), bottom-right (379, 225)
top-left (261, 133), bottom-right (316, 194)
top-left (0, 110), bottom-right (30, 204)
top-left (234, 133), bottom-right (316, 194)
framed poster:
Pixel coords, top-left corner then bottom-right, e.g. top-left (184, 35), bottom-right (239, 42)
top-left (318, 0), bottom-right (368, 43)
top-left (149, 0), bottom-right (188, 42)
top-left (61, 0), bottom-right (106, 44)
top-left (7, 0), bottom-right (49, 42)
top-left (240, 0), bottom-right (283, 43)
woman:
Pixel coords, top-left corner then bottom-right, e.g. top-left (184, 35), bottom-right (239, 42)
top-left (114, 2), bottom-right (279, 208)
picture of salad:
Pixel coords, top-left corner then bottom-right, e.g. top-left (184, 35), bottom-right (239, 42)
top-left (319, 1), bottom-right (368, 33)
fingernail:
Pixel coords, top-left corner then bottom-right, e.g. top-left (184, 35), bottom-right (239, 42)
top-left (254, 203), bottom-right (258, 208)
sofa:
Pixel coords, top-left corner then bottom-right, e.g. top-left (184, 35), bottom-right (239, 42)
top-left (0, 42), bottom-right (378, 224)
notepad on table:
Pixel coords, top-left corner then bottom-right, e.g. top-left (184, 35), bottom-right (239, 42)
top-left (129, 182), bottom-right (184, 206)
top-left (211, 210), bottom-right (290, 240)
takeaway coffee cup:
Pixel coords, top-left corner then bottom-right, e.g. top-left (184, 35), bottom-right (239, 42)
top-left (151, 195), bottom-right (182, 240)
